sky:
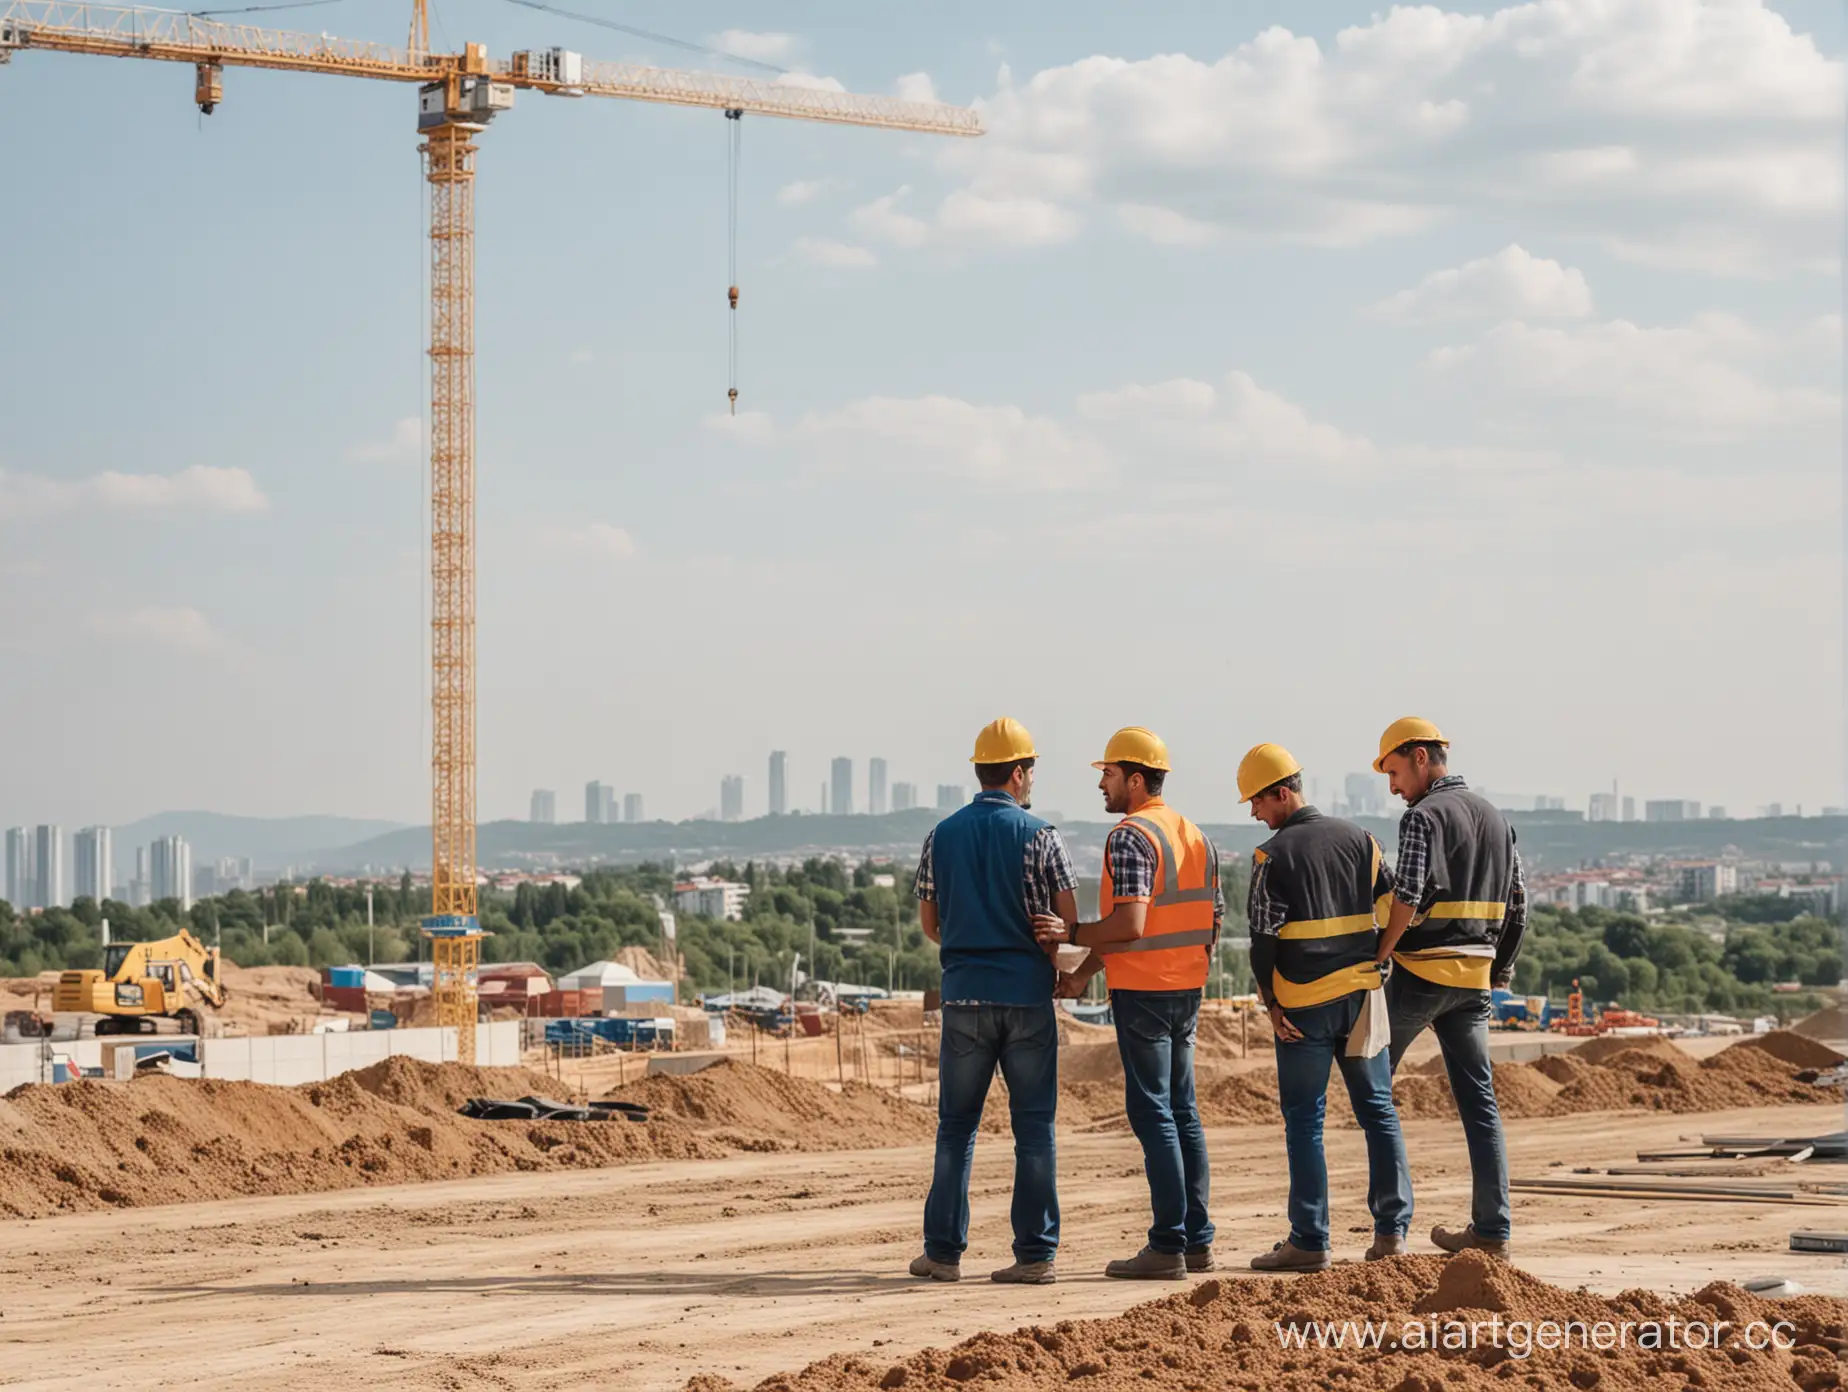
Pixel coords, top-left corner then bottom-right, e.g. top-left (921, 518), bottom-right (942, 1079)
top-left (0, 0), bottom-right (1841, 833)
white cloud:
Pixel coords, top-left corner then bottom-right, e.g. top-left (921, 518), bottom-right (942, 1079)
top-left (1370, 244), bottom-right (1594, 323)
top-left (920, 0), bottom-right (1843, 271)
top-left (1115, 203), bottom-right (1221, 246)
top-left (850, 187), bottom-right (930, 249)
top-left (895, 72), bottom-right (938, 103)
top-left (348, 417), bottom-right (421, 464)
top-left (90, 605), bottom-right (225, 653)
top-left (1079, 371), bottom-right (1376, 469)
top-left (711, 29), bottom-right (797, 65)
top-left (0, 465), bottom-right (268, 519)
top-left (775, 71), bottom-right (847, 94)
top-left (549, 522), bottom-right (639, 559)
top-left (705, 410), bottom-right (777, 443)
top-left (1429, 314), bottom-right (1840, 430)
top-left (792, 236), bottom-right (877, 269)
top-left (776, 179), bottom-right (824, 206)
top-left (852, 186), bottom-right (1079, 250)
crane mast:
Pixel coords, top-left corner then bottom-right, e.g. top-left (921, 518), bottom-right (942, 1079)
top-left (1, 0), bottom-right (981, 1062)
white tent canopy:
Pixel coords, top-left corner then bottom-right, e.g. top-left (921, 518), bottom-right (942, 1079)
top-left (556, 960), bottom-right (643, 990)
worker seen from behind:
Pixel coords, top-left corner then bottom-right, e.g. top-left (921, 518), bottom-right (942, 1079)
top-left (1373, 717), bottom-right (1527, 1257)
top-left (1034, 727), bottom-right (1221, 1280)
top-left (1240, 742), bottom-right (1412, 1272)
top-left (910, 717), bottom-right (1079, 1286)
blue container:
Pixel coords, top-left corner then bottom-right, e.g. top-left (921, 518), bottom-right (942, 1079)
top-left (327, 966), bottom-right (365, 989)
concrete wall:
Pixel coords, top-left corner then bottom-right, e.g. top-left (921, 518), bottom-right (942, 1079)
top-left (0, 1021), bottom-right (520, 1091)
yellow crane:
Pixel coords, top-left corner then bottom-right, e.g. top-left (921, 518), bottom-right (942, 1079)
top-left (1, 0), bottom-right (981, 1060)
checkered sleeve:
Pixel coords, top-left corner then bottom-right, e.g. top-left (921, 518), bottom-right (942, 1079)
top-left (1246, 853), bottom-right (1287, 936)
top-left (1104, 824), bottom-right (1157, 901)
top-left (1393, 809), bottom-right (1433, 907)
top-left (1491, 848), bottom-right (1529, 987)
top-left (912, 830), bottom-right (935, 902)
top-left (1034, 824), bottom-right (1079, 913)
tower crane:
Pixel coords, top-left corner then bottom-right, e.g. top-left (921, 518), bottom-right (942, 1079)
top-left (0, 0), bottom-right (982, 1060)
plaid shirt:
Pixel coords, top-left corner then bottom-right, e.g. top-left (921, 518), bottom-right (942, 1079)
top-left (1104, 822), bottom-right (1225, 925)
top-left (912, 797), bottom-right (1078, 916)
top-left (1392, 774), bottom-right (1529, 985)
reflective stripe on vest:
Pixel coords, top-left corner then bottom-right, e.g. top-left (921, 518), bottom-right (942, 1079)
top-left (1392, 945), bottom-right (1494, 990)
top-left (1424, 900), bottom-right (1507, 920)
top-left (1278, 912), bottom-right (1376, 940)
top-left (1096, 800), bottom-right (1215, 992)
top-left (1272, 959), bottom-right (1380, 1010)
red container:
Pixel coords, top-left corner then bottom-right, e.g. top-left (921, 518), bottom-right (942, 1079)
top-left (322, 985), bottom-right (368, 1013)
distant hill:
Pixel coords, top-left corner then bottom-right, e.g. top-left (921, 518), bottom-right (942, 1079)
top-left (115, 812), bottom-right (412, 867)
top-left (318, 810), bottom-right (1847, 873)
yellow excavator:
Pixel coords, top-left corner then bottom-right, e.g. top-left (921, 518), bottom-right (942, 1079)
top-left (52, 931), bottom-right (228, 1036)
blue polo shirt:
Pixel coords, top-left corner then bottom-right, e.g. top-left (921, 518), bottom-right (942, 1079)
top-left (914, 789), bottom-right (1074, 1005)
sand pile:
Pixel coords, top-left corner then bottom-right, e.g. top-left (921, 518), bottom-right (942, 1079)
top-left (606, 1060), bottom-right (942, 1152)
top-left (696, 1251), bottom-right (1847, 1392)
top-left (0, 1058), bottom-right (723, 1218)
top-left (1795, 1002), bottom-right (1848, 1044)
top-left (1740, 1030), bottom-right (1845, 1070)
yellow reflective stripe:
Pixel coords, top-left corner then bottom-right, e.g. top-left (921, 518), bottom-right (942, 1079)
top-left (1277, 912), bottom-right (1375, 940)
top-left (1392, 953), bottom-right (1493, 989)
top-left (1425, 900), bottom-right (1506, 919)
top-left (1272, 961), bottom-right (1380, 1010)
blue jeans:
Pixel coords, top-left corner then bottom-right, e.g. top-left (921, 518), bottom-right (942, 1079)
top-left (923, 1002), bottom-right (1059, 1264)
top-left (1112, 988), bottom-right (1213, 1254)
top-left (1273, 992), bottom-right (1413, 1251)
top-left (1386, 972), bottom-right (1510, 1241)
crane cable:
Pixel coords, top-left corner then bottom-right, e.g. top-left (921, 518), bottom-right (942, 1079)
top-left (726, 108), bottom-right (742, 415)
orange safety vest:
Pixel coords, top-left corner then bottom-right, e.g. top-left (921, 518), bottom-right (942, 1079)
top-left (1094, 799), bottom-right (1218, 992)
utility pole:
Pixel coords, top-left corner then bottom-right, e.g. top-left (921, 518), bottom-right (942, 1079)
top-left (366, 886), bottom-right (375, 966)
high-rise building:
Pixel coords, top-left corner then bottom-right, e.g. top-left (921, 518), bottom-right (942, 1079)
top-left (131, 845), bottom-right (150, 907)
top-left (530, 789), bottom-right (557, 824)
top-left (768, 750), bottom-right (788, 816)
top-left (1588, 792), bottom-right (1619, 822)
top-left (1622, 796), bottom-right (1635, 822)
top-left (831, 757), bottom-right (854, 816)
top-left (1679, 862), bottom-right (1738, 903)
top-left (74, 826), bottom-right (112, 903)
top-left (892, 782), bottom-right (919, 813)
top-left (623, 792), bottom-right (644, 823)
top-left (33, 825), bottom-right (62, 909)
top-left (1342, 772), bottom-right (1383, 817)
top-left (215, 855), bottom-right (252, 892)
top-left (936, 784), bottom-right (964, 811)
top-left (869, 757), bottom-right (889, 816)
top-left (720, 775), bottom-right (745, 822)
top-left (1707, 806), bottom-right (1727, 820)
top-left (819, 782), bottom-right (829, 814)
top-left (149, 834), bottom-right (193, 911)
top-left (602, 786), bottom-right (618, 824)
top-left (5, 826), bottom-right (32, 909)
top-left (1645, 800), bottom-right (1700, 823)
top-left (1537, 796), bottom-right (1566, 812)
top-left (585, 780), bottom-right (607, 824)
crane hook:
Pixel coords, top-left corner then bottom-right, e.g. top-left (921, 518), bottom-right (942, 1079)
top-left (726, 107), bottom-right (743, 414)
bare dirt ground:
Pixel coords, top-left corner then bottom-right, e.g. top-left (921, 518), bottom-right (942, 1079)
top-left (0, 1102), bottom-right (1840, 1392)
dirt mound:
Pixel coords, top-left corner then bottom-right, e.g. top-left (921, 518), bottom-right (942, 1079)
top-left (1391, 1063), bottom-right (1562, 1121)
top-left (702, 1251), bottom-right (1847, 1391)
top-left (606, 1059), bottom-right (940, 1151)
top-left (0, 1059), bottom-right (724, 1218)
top-left (1738, 1028), bottom-right (1845, 1069)
top-left (1794, 1002), bottom-right (1848, 1043)
top-left (1058, 1043), bottom-right (1125, 1084)
top-left (1193, 1010), bottom-right (1272, 1056)
top-left (1568, 1033), bottom-right (1686, 1065)
top-left (342, 1055), bottom-right (570, 1111)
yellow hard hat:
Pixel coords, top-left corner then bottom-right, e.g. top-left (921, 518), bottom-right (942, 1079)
top-left (1237, 743), bottom-right (1303, 802)
top-left (1374, 716), bottom-right (1448, 773)
top-left (1091, 726), bottom-right (1171, 772)
top-left (970, 717), bottom-right (1037, 765)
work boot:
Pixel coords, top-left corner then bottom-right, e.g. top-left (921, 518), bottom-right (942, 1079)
top-left (1365, 1233), bottom-right (1410, 1262)
top-left (1185, 1246), bottom-right (1215, 1273)
top-left (990, 1259), bottom-right (1056, 1284)
top-left (1431, 1225), bottom-right (1510, 1258)
top-left (1249, 1240), bottom-right (1331, 1273)
top-left (908, 1253), bottom-right (961, 1282)
top-left (1104, 1246), bottom-right (1187, 1280)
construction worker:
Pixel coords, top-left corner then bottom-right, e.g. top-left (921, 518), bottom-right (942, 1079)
top-left (1238, 742), bottom-right (1412, 1272)
top-left (1033, 727), bottom-right (1222, 1281)
top-left (1372, 717), bottom-right (1528, 1258)
top-left (909, 717), bottom-right (1078, 1286)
